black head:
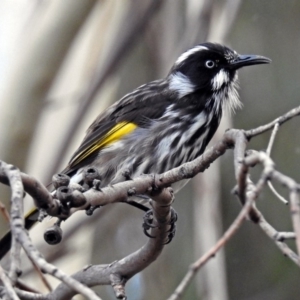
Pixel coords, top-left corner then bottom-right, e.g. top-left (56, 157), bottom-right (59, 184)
top-left (168, 43), bottom-right (271, 97)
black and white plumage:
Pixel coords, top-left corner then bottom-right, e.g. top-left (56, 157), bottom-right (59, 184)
top-left (63, 43), bottom-right (270, 196)
top-left (0, 43), bottom-right (271, 259)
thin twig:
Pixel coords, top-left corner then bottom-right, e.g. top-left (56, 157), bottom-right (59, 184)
top-left (265, 123), bottom-right (288, 204)
top-left (266, 122), bottom-right (279, 156)
top-left (15, 288), bottom-right (48, 300)
top-left (246, 105), bottom-right (300, 138)
top-left (0, 201), bottom-right (10, 223)
top-left (267, 181), bottom-right (288, 205)
top-left (30, 261), bottom-right (52, 292)
top-left (16, 279), bottom-right (40, 294)
top-left (243, 152), bottom-right (300, 265)
top-left (256, 209), bottom-right (299, 265)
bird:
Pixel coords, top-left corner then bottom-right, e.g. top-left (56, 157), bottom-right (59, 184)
top-left (0, 42), bottom-right (271, 258)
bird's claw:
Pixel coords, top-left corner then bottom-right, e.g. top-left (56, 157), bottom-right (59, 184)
top-left (142, 209), bottom-right (156, 238)
top-left (165, 208), bottom-right (178, 244)
top-left (142, 207), bottom-right (178, 243)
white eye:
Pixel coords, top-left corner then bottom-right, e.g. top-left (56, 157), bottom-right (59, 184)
top-left (205, 60), bottom-right (215, 68)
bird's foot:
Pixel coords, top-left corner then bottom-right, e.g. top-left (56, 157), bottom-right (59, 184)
top-left (142, 207), bottom-right (178, 244)
top-left (165, 208), bottom-right (177, 244)
top-left (142, 209), bottom-right (156, 238)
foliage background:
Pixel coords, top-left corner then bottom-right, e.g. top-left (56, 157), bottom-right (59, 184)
top-left (0, 0), bottom-right (300, 299)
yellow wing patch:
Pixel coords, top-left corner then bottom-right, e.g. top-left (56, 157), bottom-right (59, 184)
top-left (98, 122), bottom-right (137, 148)
top-left (71, 122), bottom-right (137, 166)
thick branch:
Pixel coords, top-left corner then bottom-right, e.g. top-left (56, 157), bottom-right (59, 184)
top-left (26, 188), bottom-right (175, 300)
top-left (68, 130), bottom-right (236, 212)
top-left (2, 105), bottom-right (300, 222)
top-left (0, 170), bottom-right (57, 214)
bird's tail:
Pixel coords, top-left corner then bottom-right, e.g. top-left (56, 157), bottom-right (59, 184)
top-left (0, 208), bottom-right (39, 260)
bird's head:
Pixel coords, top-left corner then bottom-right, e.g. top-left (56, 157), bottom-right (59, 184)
top-left (168, 43), bottom-right (271, 111)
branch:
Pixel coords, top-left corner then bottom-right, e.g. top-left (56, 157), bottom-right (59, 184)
top-left (254, 208), bottom-right (299, 265)
top-left (1, 105), bottom-right (300, 299)
top-left (66, 129), bottom-right (235, 212)
top-left (290, 190), bottom-right (300, 254)
top-left (236, 151), bottom-right (300, 265)
top-left (56, 105), bottom-right (300, 217)
top-left (0, 129), bottom-right (234, 222)
top-left (1, 161), bottom-right (101, 300)
top-left (1, 161), bottom-right (175, 299)
top-left (0, 170), bottom-right (57, 215)
top-left (0, 106), bottom-right (299, 223)
top-left (265, 123), bottom-right (289, 204)
top-left (13, 188), bottom-right (175, 300)
top-left (43, 188), bottom-right (175, 300)
top-left (245, 105), bottom-right (300, 138)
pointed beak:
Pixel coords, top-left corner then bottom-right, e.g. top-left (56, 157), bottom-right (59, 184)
top-left (230, 54), bottom-right (271, 70)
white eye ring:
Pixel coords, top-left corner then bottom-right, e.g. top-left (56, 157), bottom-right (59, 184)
top-left (205, 60), bottom-right (215, 68)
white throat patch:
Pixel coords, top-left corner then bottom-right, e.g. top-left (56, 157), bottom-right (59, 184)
top-left (169, 72), bottom-right (195, 98)
top-left (225, 76), bottom-right (242, 114)
top-left (175, 45), bottom-right (208, 65)
top-left (211, 69), bottom-right (230, 90)
top-left (212, 73), bottom-right (242, 115)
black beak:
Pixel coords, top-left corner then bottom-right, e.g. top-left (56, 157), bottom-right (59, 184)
top-left (230, 54), bottom-right (271, 70)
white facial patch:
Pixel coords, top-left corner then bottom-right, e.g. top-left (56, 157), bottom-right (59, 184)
top-left (211, 69), bottom-right (229, 90)
top-left (175, 45), bottom-right (208, 65)
top-left (169, 72), bottom-right (195, 98)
